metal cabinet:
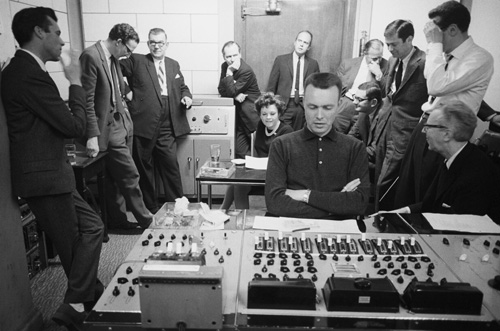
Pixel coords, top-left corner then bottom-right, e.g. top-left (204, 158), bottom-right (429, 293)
top-left (176, 98), bottom-right (235, 198)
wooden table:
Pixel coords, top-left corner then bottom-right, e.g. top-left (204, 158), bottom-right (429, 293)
top-left (196, 165), bottom-right (266, 208)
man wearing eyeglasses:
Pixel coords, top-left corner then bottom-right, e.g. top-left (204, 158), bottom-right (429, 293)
top-left (80, 23), bottom-right (154, 230)
top-left (120, 28), bottom-right (192, 213)
top-left (334, 39), bottom-right (389, 134)
top-left (393, 1), bottom-right (495, 210)
top-left (376, 102), bottom-right (500, 224)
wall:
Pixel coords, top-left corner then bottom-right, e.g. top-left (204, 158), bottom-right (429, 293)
top-left (81, 0), bottom-right (234, 98)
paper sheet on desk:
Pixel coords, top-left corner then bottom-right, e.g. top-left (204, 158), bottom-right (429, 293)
top-left (253, 216), bottom-right (361, 233)
top-left (423, 213), bottom-right (500, 233)
top-left (245, 156), bottom-right (268, 170)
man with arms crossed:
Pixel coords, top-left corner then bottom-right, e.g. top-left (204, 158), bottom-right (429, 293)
top-left (2, 7), bottom-right (103, 329)
top-left (267, 30), bottom-right (320, 131)
top-left (265, 72), bottom-right (369, 219)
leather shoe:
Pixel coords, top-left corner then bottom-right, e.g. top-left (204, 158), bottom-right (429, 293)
top-left (84, 281), bottom-right (105, 312)
top-left (52, 303), bottom-right (87, 328)
top-left (107, 221), bottom-right (138, 230)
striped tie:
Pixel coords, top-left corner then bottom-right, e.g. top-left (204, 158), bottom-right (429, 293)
top-left (158, 61), bottom-right (167, 95)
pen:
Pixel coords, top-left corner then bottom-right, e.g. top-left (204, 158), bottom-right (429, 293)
top-left (292, 227), bottom-right (310, 232)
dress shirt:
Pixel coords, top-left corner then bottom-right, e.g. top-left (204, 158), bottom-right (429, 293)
top-left (347, 56), bottom-right (371, 98)
top-left (290, 52), bottom-right (305, 97)
top-left (154, 57), bottom-right (168, 96)
top-left (422, 37), bottom-right (494, 114)
top-left (390, 47), bottom-right (416, 93)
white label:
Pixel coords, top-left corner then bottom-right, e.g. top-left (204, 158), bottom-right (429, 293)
top-left (358, 296), bottom-right (371, 304)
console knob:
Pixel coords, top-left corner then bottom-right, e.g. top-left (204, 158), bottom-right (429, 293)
top-left (112, 286), bottom-right (120, 296)
top-left (128, 286), bottom-right (135, 296)
top-left (487, 275), bottom-right (500, 290)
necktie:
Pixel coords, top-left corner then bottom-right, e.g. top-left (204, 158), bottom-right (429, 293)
top-left (110, 58), bottom-right (125, 114)
top-left (158, 60), bottom-right (167, 96)
top-left (395, 59), bottom-right (403, 90)
top-left (294, 57), bottom-right (301, 105)
top-left (445, 54), bottom-right (453, 71)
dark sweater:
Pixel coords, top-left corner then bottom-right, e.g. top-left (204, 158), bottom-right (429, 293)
top-left (265, 126), bottom-right (369, 219)
top-left (254, 121), bottom-right (293, 157)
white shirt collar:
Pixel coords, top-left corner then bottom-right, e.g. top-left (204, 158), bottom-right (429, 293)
top-left (20, 49), bottom-right (46, 72)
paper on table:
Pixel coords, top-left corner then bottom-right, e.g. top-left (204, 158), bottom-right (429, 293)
top-left (252, 216), bottom-right (361, 233)
top-left (245, 156), bottom-right (268, 170)
top-left (423, 213), bottom-right (500, 233)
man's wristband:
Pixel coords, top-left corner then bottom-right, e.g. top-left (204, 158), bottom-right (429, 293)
top-left (303, 189), bottom-right (311, 204)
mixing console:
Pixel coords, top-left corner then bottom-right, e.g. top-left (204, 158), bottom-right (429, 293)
top-left (85, 226), bottom-right (500, 330)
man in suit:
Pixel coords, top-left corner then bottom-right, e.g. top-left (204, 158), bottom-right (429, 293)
top-left (334, 39), bottom-right (389, 134)
top-left (120, 28), bottom-right (192, 213)
top-left (376, 20), bottom-right (428, 210)
top-left (267, 31), bottom-right (320, 131)
top-left (218, 41), bottom-right (261, 158)
top-left (393, 1), bottom-right (495, 209)
top-left (379, 102), bottom-right (500, 224)
top-left (2, 7), bottom-right (104, 329)
top-left (80, 24), bottom-right (153, 229)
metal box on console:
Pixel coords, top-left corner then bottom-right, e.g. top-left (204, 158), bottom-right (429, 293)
top-left (139, 265), bottom-right (224, 329)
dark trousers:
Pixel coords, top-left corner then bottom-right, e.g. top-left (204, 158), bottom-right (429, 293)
top-left (26, 190), bottom-right (103, 304)
top-left (105, 111), bottom-right (151, 227)
top-left (133, 97), bottom-right (183, 212)
top-left (282, 99), bottom-right (305, 131)
top-left (393, 115), bottom-right (443, 208)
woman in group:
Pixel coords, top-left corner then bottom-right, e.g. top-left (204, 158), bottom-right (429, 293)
top-left (221, 92), bottom-right (293, 210)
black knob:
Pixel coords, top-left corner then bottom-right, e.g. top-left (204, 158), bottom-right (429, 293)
top-left (112, 286), bottom-right (120, 296)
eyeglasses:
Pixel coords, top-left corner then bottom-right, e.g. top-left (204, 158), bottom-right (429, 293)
top-left (353, 95), bottom-right (369, 102)
top-left (148, 41), bottom-right (165, 47)
top-left (422, 124), bottom-right (448, 133)
top-left (122, 42), bottom-right (133, 56)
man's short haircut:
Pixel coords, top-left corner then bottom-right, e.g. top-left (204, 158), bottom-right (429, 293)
top-left (296, 30), bottom-right (313, 46)
top-left (384, 19), bottom-right (414, 42)
top-left (255, 92), bottom-right (286, 116)
top-left (304, 72), bottom-right (342, 100)
top-left (149, 28), bottom-right (167, 39)
top-left (12, 7), bottom-right (57, 47)
top-left (358, 81), bottom-right (383, 111)
top-left (363, 39), bottom-right (384, 54)
top-left (438, 102), bottom-right (477, 142)
top-left (222, 41), bottom-right (240, 55)
top-left (428, 1), bottom-right (470, 33)
top-left (108, 23), bottom-right (140, 44)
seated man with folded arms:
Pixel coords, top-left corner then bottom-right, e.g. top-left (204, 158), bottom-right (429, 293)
top-left (377, 102), bottom-right (500, 223)
top-left (265, 72), bottom-right (370, 219)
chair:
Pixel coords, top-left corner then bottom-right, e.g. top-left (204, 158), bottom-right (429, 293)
top-left (474, 129), bottom-right (500, 167)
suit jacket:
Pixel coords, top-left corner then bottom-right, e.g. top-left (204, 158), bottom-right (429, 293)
top-left (366, 102), bottom-right (391, 165)
top-left (382, 47), bottom-right (428, 124)
top-left (409, 143), bottom-right (500, 223)
top-left (218, 59), bottom-right (261, 132)
top-left (80, 42), bottom-right (128, 150)
top-left (267, 53), bottom-right (320, 104)
top-left (120, 54), bottom-right (192, 139)
top-left (336, 56), bottom-right (389, 94)
top-left (1, 50), bottom-right (87, 197)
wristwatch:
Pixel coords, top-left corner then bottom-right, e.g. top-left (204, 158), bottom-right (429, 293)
top-left (303, 189), bottom-right (311, 204)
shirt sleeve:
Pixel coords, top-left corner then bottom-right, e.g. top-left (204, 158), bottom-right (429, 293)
top-left (425, 42), bottom-right (494, 98)
top-left (265, 137), bottom-right (370, 219)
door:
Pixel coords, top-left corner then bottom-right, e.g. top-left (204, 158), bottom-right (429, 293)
top-left (235, 0), bottom-right (357, 91)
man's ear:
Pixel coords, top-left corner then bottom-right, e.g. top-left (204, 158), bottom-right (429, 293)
top-left (370, 98), bottom-right (378, 109)
top-left (33, 26), bottom-right (45, 40)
